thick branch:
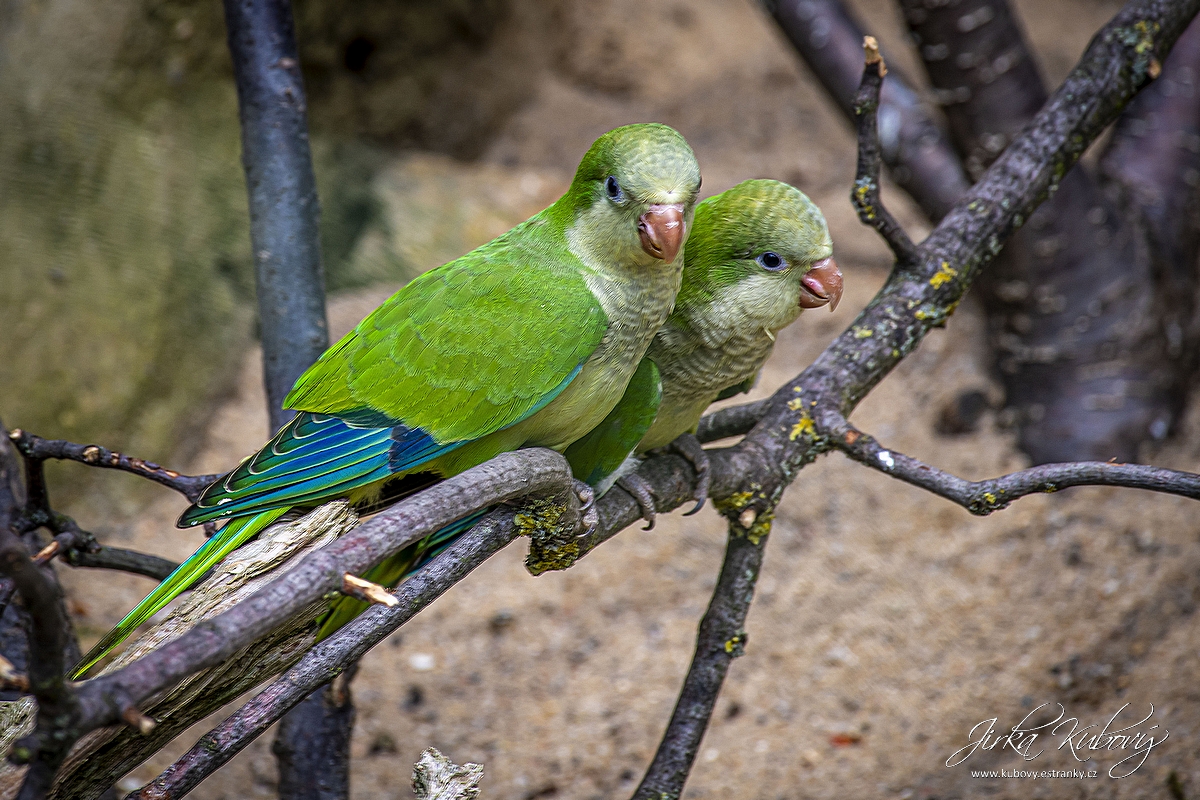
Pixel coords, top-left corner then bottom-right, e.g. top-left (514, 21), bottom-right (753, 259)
top-left (129, 509), bottom-right (518, 798)
top-left (134, 435), bottom-right (755, 797)
top-left (223, 0), bottom-right (335, 779)
top-left (224, 0), bottom-right (329, 432)
top-left (783, 0), bottom-right (1196, 420)
top-left (852, 37), bottom-right (919, 264)
top-left (6, 430), bottom-right (218, 504)
top-left (272, 667), bottom-right (357, 800)
top-left (68, 450), bottom-right (575, 738)
top-left (631, 524), bottom-right (764, 800)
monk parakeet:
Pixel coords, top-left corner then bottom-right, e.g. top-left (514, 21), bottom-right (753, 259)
top-left (320, 179), bottom-right (835, 638)
top-left (72, 123), bottom-right (702, 678)
top-left (566, 179), bottom-right (841, 524)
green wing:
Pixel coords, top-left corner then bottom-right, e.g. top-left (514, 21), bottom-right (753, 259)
top-left (286, 218), bottom-right (609, 444)
top-left (565, 357), bottom-right (662, 487)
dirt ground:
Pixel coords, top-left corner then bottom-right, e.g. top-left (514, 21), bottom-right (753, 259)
top-left (51, 0), bottom-right (1200, 797)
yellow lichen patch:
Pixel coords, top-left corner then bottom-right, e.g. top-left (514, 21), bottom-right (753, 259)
top-left (743, 511), bottom-right (773, 546)
top-left (716, 491), bottom-right (754, 512)
top-left (853, 327), bottom-right (873, 339)
top-left (853, 181), bottom-right (876, 220)
top-left (516, 498), bottom-right (582, 576)
top-left (930, 261), bottom-right (958, 288)
top-left (789, 415), bottom-right (815, 441)
top-left (983, 492), bottom-right (997, 505)
top-left (787, 397), bottom-right (805, 411)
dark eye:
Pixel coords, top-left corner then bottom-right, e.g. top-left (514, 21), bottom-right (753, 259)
top-left (757, 252), bottom-right (786, 271)
top-left (605, 176), bottom-right (623, 201)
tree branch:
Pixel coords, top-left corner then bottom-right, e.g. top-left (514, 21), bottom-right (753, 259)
top-left (222, 0), bottom-right (335, 781)
top-left (768, 0), bottom-right (970, 220)
top-left (822, 410), bottom-right (1200, 513)
top-left (132, 434), bottom-right (750, 797)
top-left (224, 0), bottom-right (329, 433)
top-left (851, 37), bottom-right (919, 265)
top-left (6, 430), bottom-right (218, 504)
top-left (127, 508), bottom-right (520, 799)
top-left (0, 433), bottom-right (77, 800)
top-left (631, 523), bottom-right (764, 800)
top-left (63, 547), bottom-right (178, 583)
top-left (50, 451), bottom-right (576, 765)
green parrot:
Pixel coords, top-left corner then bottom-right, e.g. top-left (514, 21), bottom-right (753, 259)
top-left (317, 179), bottom-right (837, 639)
top-left (565, 178), bottom-right (842, 523)
top-left (71, 123), bottom-right (701, 679)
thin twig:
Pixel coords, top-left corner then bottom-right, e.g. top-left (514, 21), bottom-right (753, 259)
top-left (6, 429), bottom-right (218, 504)
top-left (341, 574), bottom-right (399, 608)
top-left (822, 411), bottom-right (1200, 514)
top-left (631, 524), bottom-right (765, 800)
top-left (851, 36), bottom-right (918, 265)
top-left (768, 0), bottom-right (970, 220)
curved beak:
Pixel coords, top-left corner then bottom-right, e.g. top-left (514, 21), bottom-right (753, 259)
top-left (638, 204), bottom-right (686, 263)
top-left (798, 257), bottom-right (843, 312)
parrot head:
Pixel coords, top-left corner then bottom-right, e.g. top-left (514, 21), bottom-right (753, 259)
top-left (676, 179), bottom-right (841, 335)
top-left (564, 123), bottom-right (702, 267)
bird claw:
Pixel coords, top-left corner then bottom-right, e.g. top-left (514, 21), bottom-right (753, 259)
top-left (572, 479), bottom-right (599, 538)
top-left (616, 474), bottom-right (657, 530)
top-left (669, 433), bottom-right (710, 515)
top-left (574, 479), bottom-right (595, 514)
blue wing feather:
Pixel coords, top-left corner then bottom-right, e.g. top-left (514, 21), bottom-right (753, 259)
top-left (180, 362), bottom-right (587, 528)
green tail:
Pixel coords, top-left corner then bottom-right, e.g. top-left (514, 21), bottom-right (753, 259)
top-left (70, 507), bottom-right (289, 680)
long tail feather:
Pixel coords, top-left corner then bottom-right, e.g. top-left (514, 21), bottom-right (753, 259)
top-left (71, 507), bottom-right (289, 679)
top-left (314, 509), bottom-right (486, 641)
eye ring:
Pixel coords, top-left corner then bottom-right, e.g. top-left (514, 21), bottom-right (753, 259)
top-left (605, 176), bottom-right (623, 201)
top-left (756, 251), bottom-right (786, 271)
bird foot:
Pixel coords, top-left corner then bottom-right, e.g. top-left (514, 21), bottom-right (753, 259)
top-left (667, 433), bottom-right (710, 515)
top-left (572, 479), bottom-right (599, 538)
top-left (616, 473), bottom-right (657, 530)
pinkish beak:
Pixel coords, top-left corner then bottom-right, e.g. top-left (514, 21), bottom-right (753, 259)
top-left (798, 257), bottom-right (843, 312)
top-left (638, 204), bottom-right (686, 263)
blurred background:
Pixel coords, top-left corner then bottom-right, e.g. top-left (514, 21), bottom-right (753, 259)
top-left (5, 0), bottom-right (1200, 797)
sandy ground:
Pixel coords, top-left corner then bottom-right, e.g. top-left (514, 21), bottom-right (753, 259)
top-left (51, 0), bottom-right (1200, 797)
